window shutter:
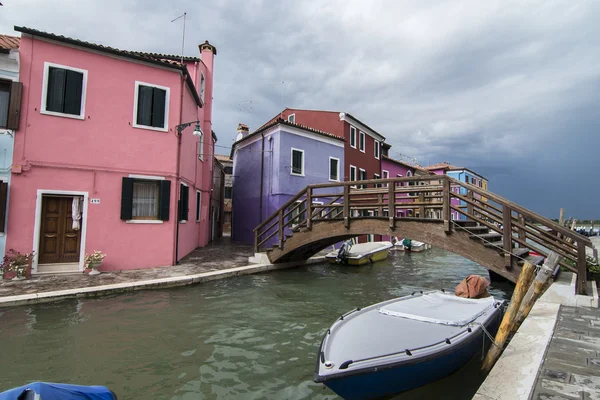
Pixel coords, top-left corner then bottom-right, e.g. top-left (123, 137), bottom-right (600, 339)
top-left (151, 87), bottom-right (166, 128)
top-left (46, 67), bottom-right (66, 113)
top-left (120, 177), bottom-right (134, 220)
top-left (178, 184), bottom-right (189, 221)
top-left (137, 85), bottom-right (153, 126)
top-left (6, 81), bottom-right (22, 130)
top-left (0, 181), bottom-right (7, 233)
top-left (158, 180), bottom-right (171, 221)
top-left (63, 70), bottom-right (83, 116)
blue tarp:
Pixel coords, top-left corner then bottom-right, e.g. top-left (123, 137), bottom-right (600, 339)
top-left (0, 382), bottom-right (115, 400)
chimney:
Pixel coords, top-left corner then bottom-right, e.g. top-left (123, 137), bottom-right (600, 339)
top-left (235, 123), bottom-right (249, 141)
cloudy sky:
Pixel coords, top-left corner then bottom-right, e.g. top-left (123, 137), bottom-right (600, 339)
top-left (1, 0), bottom-right (599, 219)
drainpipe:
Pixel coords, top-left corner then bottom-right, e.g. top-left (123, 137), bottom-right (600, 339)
top-left (259, 132), bottom-right (265, 223)
top-left (174, 72), bottom-right (186, 265)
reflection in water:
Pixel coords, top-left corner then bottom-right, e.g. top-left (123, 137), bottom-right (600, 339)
top-left (0, 248), bottom-right (511, 399)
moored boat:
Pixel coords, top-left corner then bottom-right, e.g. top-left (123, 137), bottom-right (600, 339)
top-left (393, 237), bottom-right (430, 252)
top-left (314, 291), bottom-right (504, 400)
top-left (0, 382), bottom-right (117, 400)
top-left (325, 241), bottom-right (393, 265)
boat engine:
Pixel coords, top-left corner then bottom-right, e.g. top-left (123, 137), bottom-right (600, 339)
top-left (336, 240), bottom-right (352, 264)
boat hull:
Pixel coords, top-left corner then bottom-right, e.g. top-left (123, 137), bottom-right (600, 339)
top-left (317, 304), bottom-right (502, 400)
top-left (326, 248), bottom-right (390, 265)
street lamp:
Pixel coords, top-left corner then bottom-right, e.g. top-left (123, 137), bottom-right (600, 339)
top-left (176, 120), bottom-right (204, 137)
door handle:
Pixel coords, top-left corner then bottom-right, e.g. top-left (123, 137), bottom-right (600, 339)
top-left (44, 234), bottom-right (57, 238)
top-left (65, 234), bottom-right (77, 238)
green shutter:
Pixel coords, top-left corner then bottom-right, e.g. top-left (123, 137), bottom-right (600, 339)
top-left (63, 70), bottom-right (83, 116)
top-left (136, 85), bottom-right (153, 126)
top-left (6, 81), bottom-right (22, 130)
top-left (183, 185), bottom-right (189, 221)
top-left (120, 177), bottom-right (134, 220)
top-left (46, 67), bottom-right (66, 113)
top-left (158, 180), bottom-right (171, 221)
top-left (0, 181), bottom-right (7, 233)
top-left (151, 87), bottom-right (166, 128)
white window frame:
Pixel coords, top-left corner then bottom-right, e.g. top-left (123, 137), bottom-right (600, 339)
top-left (350, 165), bottom-right (357, 188)
top-left (374, 141), bottom-right (380, 159)
top-left (290, 147), bottom-right (305, 177)
top-left (359, 131), bottom-right (366, 153)
top-left (359, 168), bottom-right (366, 188)
top-left (198, 131), bottom-right (205, 161)
top-left (329, 156), bottom-right (340, 182)
top-left (40, 62), bottom-right (88, 120)
top-left (374, 173), bottom-right (380, 188)
top-left (287, 113), bottom-right (296, 123)
top-left (196, 190), bottom-right (202, 222)
top-left (349, 126), bottom-right (357, 149)
top-left (382, 170), bottom-right (389, 188)
top-left (200, 73), bottom-right (205, 103)
top-left (132, 81), bottom-right (170, 132)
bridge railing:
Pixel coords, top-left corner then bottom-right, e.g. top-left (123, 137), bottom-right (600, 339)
top-left (254, 175), bottom-right (593, 294)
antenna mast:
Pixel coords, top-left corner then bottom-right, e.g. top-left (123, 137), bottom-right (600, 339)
top-left (171, 12), bottom-right (187, 64)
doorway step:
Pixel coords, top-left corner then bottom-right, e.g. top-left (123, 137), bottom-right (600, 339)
top-left (36, 263), bottom-right (80, 274)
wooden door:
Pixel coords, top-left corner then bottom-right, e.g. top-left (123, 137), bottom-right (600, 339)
top-left (39, 196), bottom-right (82, 264)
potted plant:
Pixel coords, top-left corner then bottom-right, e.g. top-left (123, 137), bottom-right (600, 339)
top-left (1, 249), bottom-right (35, 281)
top-left (85, 250), bottom-right (107, 276)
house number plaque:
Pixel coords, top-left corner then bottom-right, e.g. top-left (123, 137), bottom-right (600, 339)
top-left (90, 199), bottom-right (100, 204)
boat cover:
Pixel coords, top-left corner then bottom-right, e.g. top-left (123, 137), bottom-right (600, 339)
top-left (378, 292), bottom-right (495, 326)
top-left (0, 382), bottom-right (115, 400)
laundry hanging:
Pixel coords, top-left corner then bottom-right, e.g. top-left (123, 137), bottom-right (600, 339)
top-left (72, 197), bottom-right (82, 231)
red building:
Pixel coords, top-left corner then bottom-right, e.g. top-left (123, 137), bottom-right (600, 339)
top-left (261, 109), bottom-right (386, 185)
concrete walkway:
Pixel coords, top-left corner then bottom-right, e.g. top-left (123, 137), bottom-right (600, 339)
top-left (0, 239), bottom-right (323, 308)
top-left (530, 305), bottom-right (600, 399)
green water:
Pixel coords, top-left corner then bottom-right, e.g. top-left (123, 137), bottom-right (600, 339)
top-left (0, 248), bottom-right (511, 399)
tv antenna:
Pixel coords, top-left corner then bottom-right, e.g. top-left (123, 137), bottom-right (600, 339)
top-left (269, 81), bottom-right (286, 117)
top-left (171, 12), bottom-right (187, 64)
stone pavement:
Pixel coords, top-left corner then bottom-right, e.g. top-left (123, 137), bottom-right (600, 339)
top-left (0, 238), bottom-right (253, 298)
top-left (530, 305), bottom-right (600, 399)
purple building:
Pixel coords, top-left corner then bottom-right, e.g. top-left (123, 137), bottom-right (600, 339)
top-left (231, 119), bottom-right (345, 244)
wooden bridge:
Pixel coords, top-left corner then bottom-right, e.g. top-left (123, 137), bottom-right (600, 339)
top-left (254, 175), bottom-right (595, 294)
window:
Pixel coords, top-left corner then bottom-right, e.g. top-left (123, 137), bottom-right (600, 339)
top-left (288, 200), bottom-right (306, 227)
top-left (41, 62), bottom-right (87, 119)
top-left (120, 177), bottom-right (170, 222)
top-left (329, 157), bottom-right (340, 181)
top-left (359, 168), bottom-right (367, 188)
top-left (382, 170), bottom-right (389, 188)
top-left (196, 192), bottom-right (203, 222)
top-left (224, 166), bottom-right (233, 174)
top-left (374, 173), bottom-right (380, 188)
top-left (359, 131), bottom-right (365, 152)
top-left (382, 146), bottom-right (388, 157)
top-left (350, 165), bottom-right (357, 186)
top-left (200, 73), bottom-right (205, 103)
top-left (0, 81), bottom-right (11, 128)
top-left (287, 113), bottom-right (295, 123)
top-left (374, 141), bottom-right (380, 159)
top-left (291, 148), bottom-right (304, 176)
top-left (178, 183), bottom-right (189, 222)
top-left (198, 131), bottom-right (205, 161)
top-left (350, 126), bottom-right (357, 148)
top-left (224, 187), bottom-right (232, 199)
top-left (133, 81), bottom-right (169, 131)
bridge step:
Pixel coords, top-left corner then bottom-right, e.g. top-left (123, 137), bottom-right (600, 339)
top-left (463, 226), bottom-right (490, 234)
top-left (453, 220), bottom-right (478, 227)
top-left (519, 255), bottom-right (545, 266)
top-left (512, 248), bottom-right (530, 258)
top-left (470, 232), bottom-right (502, 243)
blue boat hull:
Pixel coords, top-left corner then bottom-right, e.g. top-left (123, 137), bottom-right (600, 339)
top-left (318, 309), bottom-right (502, 400)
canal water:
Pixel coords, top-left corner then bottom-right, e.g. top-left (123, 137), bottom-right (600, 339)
top-left (0, 248), bottom-right (512, 399)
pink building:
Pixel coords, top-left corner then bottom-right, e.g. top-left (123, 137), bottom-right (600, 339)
top-left (6, 26), bottom-right (217, 273)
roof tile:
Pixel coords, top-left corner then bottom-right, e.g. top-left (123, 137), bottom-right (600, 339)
top-left (0, 34), bottom-right (20, 50)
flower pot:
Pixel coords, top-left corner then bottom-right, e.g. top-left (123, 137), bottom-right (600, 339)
top-left (88, 269), bottom-right (101, 276)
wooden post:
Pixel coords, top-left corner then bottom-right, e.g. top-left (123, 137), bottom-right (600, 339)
top-left (467, 191), bottom-right (474, 220)
top-left (577, 240), bottom-right (588, 295)
top-left (254, 231), bottom-right (259, 253)
top-left (418, 192), bottom-right (424, 218)
top-left (343, 185), bottom-right (350, 229)
top-left (503, 206), bottom-right (512, 269)
top-left (510, 251), bottom-right (562, 334)
top-left (442, 178), bottom-right (451, 232)
top-left (559, 208), bottom-right (565, 226)
top-left (306, 187), bottom-right (312, 230)
top-left (482, 262), bottom-right (536, 373)
top-left (377, 193), bottom-right (383, 216)
top-left (518, 214), bottom-right (526, 246)
top-left (388, 183), bottom-right (395, 230)
top-left (278, 209), bottom-right (284, 248)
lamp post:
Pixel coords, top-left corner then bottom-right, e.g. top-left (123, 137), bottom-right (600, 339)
top-left (174, 121), bottom-right (204, 264)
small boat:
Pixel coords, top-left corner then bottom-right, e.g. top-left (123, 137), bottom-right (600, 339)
top-left (325, 241), bottom-right (393, 265)
top-left (0, 382), bottom-right (117, 400)
top-left (314, 291), bottom-right (504, 400)
top-left (392, 237), bottom-right (430, 252)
